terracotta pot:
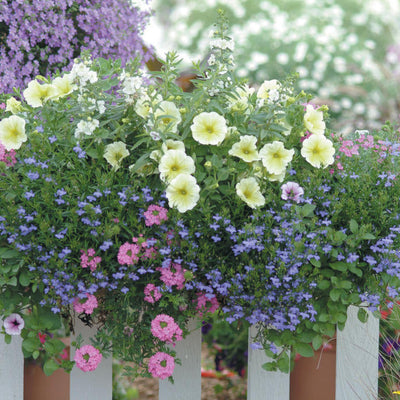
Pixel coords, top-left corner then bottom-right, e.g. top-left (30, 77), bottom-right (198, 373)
top-left (290, 339), bottom-right (336, 400)
top-left (24, 362), bottom-right (70, 400)
top-left (24, 340), bottom-right (70, 400)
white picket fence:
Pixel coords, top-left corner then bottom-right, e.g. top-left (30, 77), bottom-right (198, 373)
top-left (1, 306), bottom-right (379, 400)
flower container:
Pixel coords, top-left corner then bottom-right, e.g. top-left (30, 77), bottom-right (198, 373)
top-left (24, 340), bottom-right (70, 400)
top-left (24, 363), bottom-right (70, 400)
top-left (290, 339), bottom-right (336, 400)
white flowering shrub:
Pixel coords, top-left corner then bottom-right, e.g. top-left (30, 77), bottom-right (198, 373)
top-left (149, 0), bottom-right (400, 131)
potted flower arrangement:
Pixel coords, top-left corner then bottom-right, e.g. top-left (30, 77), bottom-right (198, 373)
top-left (0, 13), bottom-right (400, 382)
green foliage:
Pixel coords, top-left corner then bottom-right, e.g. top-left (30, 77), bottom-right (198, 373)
top-left (0, 11), bottom-right (399, 379)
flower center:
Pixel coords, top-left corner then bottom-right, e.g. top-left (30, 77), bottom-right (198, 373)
top-left (243, 190), bottom-right (251, 198)
top-left (114, 152), bottom-right (123, 161)
top-left (9, 128), bottom-right (19, 138)
top-left (312, 146), bottom-right (320, 154)
top-left (180, 189), bottom-right (187, 195)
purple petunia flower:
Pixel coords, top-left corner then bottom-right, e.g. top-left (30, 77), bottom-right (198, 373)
top-left (281, 182), bottom-right (304, 203)
top-left (3, 314), bottom-right (24, 335)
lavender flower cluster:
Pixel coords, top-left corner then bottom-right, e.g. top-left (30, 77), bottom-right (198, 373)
top-left (0, 0), bottom-right (151, 93)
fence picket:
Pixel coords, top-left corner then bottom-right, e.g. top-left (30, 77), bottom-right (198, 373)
top-left (159, 318), bottom-right (202, 400)
top-left (70, 315), bottom-right (113, 400)
top-left (0, 307), bottom-right (382, 400)
top-left (247, 325), bottom-right (290, 400)
top-left (335, 305), bottom-right (379, 400)
top-left (0, 329), bottom-right (24, 400)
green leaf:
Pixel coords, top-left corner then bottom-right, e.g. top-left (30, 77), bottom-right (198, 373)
top-left (43, 359), bottom-right (60, 376)
top-left (312, 335), bottom-right (323, 351)
top-left (337, 313), bottom-right (347, 323)
top-left (318, 280), bottom-right (330, 290)
top-left (295, 342), bottom-right (314, 358)
top-left (357, 308), bottom-right (368, 323)
top-left (4, 334), bottom-right (11, 344)
top-left (262, 362), bottom-right (277, 372)
top-left (339, 280), bottom-right (352, 289)
top-left (8, 276), bottom-right (17, 286)
top-left (86, 148), bottom-right (99, 159)
top-left (277, 352), bottom-right (290, 373)
top-left (22, 337), bottom-right (41, 353)
top-left (44, 339), bottom-right (65, 356)
top-left (217, 168), bottom-right (229, 181)
top-left (298, 331), bottom-right (315, 343)
top-left (309, 258), bottom-right (321, 268)
top-left (37, 307), bottom-right (62, 330)
top-left (19, 270), bottom-right (31, 287)
top-left (330, 262), bottom-right (347, 272)
top-left (348, 264), bottom-right (363, 277)
top-left (361, 233), bottom-right (375, 240)
top-left (318, 313), bottom-right (329, 322)
top-left (349, 219), bottom-right (358, 233)
top-left (301, 204), bottom-right (316, 217)
top-left (329, 288), bottom-right (341, 302)
top-left (333, 231), bottom-right (347, 244)
top-left (0, 249), bottom-right (20, 259)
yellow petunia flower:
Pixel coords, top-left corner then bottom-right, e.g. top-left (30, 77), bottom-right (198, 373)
top-left (301, 134), bottom-right (335, 168)
top-left (259, 141), bottom-right (294, 175)
top-left (158, 150), bottom-right (195, 182)
top-left (166, 174), bottom-right (200, 213)
top-left (161, 139), bottom-right (185, 154)
top-left (154, 101), bottom-right (181, 133)
top-left (5, 97), bottom-right (22, 114)
top-left (304, 104), bottom-right (326, 135)
top-left (103, 141), bottom-right (130, 170)
top-left (228, 135), bottom-right (260, 163)
top-left (51, 74), bottom-right (75, 100)
top-left (191, 111), bottom-right (227, 145)
top-left (235, 177), bottom-right (265, 209)
top-left (23, 80), bottom-right (55, 108)
top-left (0, 115), bottom-right (27, 150)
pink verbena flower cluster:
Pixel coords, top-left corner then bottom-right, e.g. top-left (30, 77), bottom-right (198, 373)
top-left (73, 293), bottom-right (98, 314)
top-left (0, 0), bottom-right (152, 93)
top-left (157, 262), bottom-right (186, 289)
top-left (143, 204), bottom-right (168, 226)
top-left (144, 283), bottom-right (162, 304)
top-left (80, 248), bottom-right (101, 272)
top-left (0, 142), bottom-right (16, 166)
top-left (196, 293), bottom-right (219, 317)
top-left (148, 352), bottom-right (175, 380)
top-left (117, 242), bottom-right (140, 265)
top-left (118, 237), bottom-right (157, 265)
top-left (151, 314), bottom-right (183, 344)
top-left (74, 344), bottom-right (102, 372)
